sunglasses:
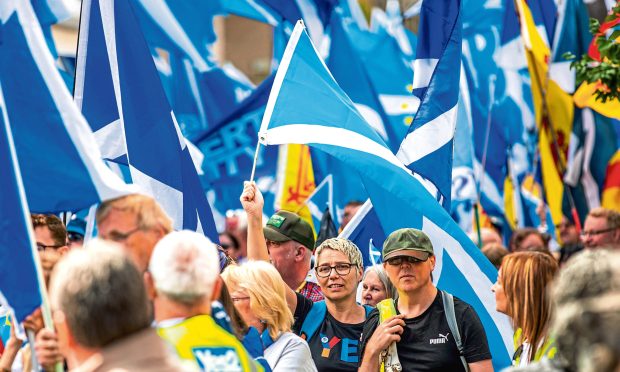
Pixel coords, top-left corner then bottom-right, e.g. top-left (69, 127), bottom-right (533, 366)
top-left (385, 255), bottom-right (428, 266)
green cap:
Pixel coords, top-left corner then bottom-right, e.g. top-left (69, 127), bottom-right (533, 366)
top-left (382, 228), bottom-right (434, 261)
top-left (263, 210), bottom-right (315, 250)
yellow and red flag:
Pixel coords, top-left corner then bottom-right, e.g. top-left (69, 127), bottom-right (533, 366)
top-left (276, 144), bottom-right (316, 233)
top-left (602, 150), bottom-right (620, 211)
top-left (515, 0), bottom-right (574, 228)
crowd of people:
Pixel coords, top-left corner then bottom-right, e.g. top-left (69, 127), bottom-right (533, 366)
top-left (1, 183), bottom-right (619, 372)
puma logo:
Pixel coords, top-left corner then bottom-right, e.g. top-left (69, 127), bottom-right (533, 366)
top-left (430, 333), bottom-right (450, 344)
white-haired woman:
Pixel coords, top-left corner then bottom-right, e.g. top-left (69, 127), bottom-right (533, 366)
top-left (223, 260), bottom-right (317, 372)
top-left (361, 265), bottom-right (397, 307)
top-left (241, 182), bottom-right (373, 372)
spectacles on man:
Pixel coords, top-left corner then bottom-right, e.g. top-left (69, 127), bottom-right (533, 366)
top-left (385, 255), bottom-right (428, 266)
top-left (315, 263), bottom-right (354, 278)
top-left (36, 242), bottom-right (64, 252)
top-left (68, 232), bottom-right (84, 243)
top-left (580, 227), bottom-right (618, 238)
top-left (105, 226), bottom-right (142, 242)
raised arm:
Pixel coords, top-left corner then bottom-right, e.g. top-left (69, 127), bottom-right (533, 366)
top-left (240, 181), bottom-right (269, 261)
top-left (240, 182), bottom-right (298, 313)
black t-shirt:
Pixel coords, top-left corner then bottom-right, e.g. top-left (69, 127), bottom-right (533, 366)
top-left (293, 293), bottom-right (365, 372)
top-left (359, 291), bottom-right (492, 371)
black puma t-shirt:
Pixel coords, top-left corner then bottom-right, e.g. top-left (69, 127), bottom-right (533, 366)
top-left (293, 293), bottom-right (365, 372)
top-left (359, 291), bottom-right (492, 371)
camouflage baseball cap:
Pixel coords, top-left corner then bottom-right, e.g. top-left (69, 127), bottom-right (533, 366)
top-left (264, 210), bottom-right (315, 250)
top-left (382, 228), bottom-right (434, 261)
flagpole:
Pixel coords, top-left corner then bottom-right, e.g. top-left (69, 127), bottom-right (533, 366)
top-left (2, 92), bottom-right (62, 372)
top-left (249, 142), bottom-right (261, 183)
top-left (474, 75), bottom-right (496, 248)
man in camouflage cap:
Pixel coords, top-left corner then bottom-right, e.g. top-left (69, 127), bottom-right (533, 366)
top-left (263, 210), bottom-right (323, 302)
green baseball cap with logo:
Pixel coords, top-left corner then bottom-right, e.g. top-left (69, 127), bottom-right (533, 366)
top-left (264, 210), bottom-right (315, 250)
top-left (382, 228), bottom-right (434, 261)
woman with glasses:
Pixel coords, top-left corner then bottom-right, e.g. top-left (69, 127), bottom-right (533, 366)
top-left (222, 260), bottom-right (316, 372)
top-left (240, 182), bottom-right (373, 372)
top-left (492, 252), bottom-right (559, 367)
top-left (359, 228), bottom-right (493, 372)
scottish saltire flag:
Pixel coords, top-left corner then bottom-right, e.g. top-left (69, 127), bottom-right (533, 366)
top-left (132, 0), bottom-right (219, 72)
top-left (450, 66), bottom-right (477, 233)
top-left (0, 83), bottom-right (42, 323)
top-left (195, 74), bottom-right (279, 219)
top-left (303, 175), bottom-right (335, 232)
top-left (0, 0), bottom-right (133, 213)
top-left (31, 0), bottom-right (70, 60)
top-left (339, 200), bottom-right (387, 267)
top-left (258, 22), bottom-right (513, 369)
top-left (328, 10), bottom-right (418, 151)
top-left (75, 0), bottom-right (218, 240)
top-left (326, 11), bottom-right (399, 150)
top-left (396, 0), bottom-right (462, 210)
top-left (259, 0), bottom-right (336, 43)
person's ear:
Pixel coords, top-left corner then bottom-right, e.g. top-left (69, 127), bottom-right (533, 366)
top-left (211, 276), bottom-right (223, 302)
top-left (429, 255), bottom-right (436, 271)
top-left (58, 246), bottom-right (69, 255)
top-left (143, 271), bottom-right (157, 300)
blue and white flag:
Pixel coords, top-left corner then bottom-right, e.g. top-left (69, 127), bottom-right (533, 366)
top-left (339, 200), bottom-right (387, 267)
top-left (0, 84), bottom-right (43, 324)
top-left (258, 22), bottom-right (513, 369)
top-left (302, 174), bottom-right (335, 232)
top-left (0, 0), bottom-right (133, 213)
top-left (396, 0), bottom-right (462, 211)
top-left (75, 0), bottom-right (218, 240)
top-left (195, 74), bottom-right (280, 221)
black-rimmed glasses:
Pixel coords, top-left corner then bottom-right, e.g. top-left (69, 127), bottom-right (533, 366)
top-left (105, 227), bottom-right (142, 242)
top-left (36, 242), bottom-right (64, 252)
top-left (315, 263), bottom-right (354, 278)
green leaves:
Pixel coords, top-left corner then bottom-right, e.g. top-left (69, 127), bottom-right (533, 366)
top-left (568, 5), bottom-right (620, 103)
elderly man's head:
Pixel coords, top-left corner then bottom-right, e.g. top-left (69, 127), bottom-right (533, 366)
top-left (49, 240), bottom-right (151, 360)
top-left (147, 231), bottom-right (221, 321)
top-left (96, 194), bottom-right (172, 272)
top-left (582, 207), bottom-right (620, 249)
top-left (550, 249), bottom-right (620, 371)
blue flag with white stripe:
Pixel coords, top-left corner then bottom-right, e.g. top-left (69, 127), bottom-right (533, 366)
top-left (75, 0), bottom-right (218, 240)
top-left (0, 0), bottom-right (133, 213)
top-left (0, 84), bottom-right (42, 324)
top-left (259, 21), bottom-right (513, 369)
top-left (339, 200), bottom-right (387, 267)
top-left (396, 0), bottom-right (462, 211)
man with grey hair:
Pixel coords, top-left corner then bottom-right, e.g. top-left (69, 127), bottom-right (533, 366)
top-left (48, 239), bottom-right (184, 371)
top-left (146, 230), bottom-right (262, 371)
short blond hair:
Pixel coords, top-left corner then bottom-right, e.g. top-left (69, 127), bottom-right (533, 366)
top-left (96, 194), bottom-right (173, 233)
top-left (315, 238), bottom-right (363, 270)
top-left (588, 207), bottom-right (620, 229)
top-left (222, 261), bottom-right (293, 340)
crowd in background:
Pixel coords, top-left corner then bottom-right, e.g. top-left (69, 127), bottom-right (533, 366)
top-left (0, 186), bottom-right (619, 372)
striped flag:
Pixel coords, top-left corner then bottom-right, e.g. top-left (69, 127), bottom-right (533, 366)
top-left (0, 0), bottom-right (134, 213)
top-left (396, 0), bottom-right (462, 210)
top-left (258, 21), bottom-right (513, 369)
top-left (75, 0), bottom-right (218, 240)
top-left (0, 84), bottom-right (42, 323)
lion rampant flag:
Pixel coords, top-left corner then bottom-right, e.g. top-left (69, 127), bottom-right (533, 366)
top-left (276, 144), bottom-right (317, 235)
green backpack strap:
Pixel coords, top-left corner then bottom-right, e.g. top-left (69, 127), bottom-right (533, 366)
top-left (441, 290), bottom-right (469, 372)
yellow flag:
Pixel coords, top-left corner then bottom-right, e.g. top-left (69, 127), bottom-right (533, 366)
top-left (516, 0), bottom-right (573, 227)
top-left (574, 81), bottom-right (620, 120)
top-left (276, 144), bottom-right (316, 233)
